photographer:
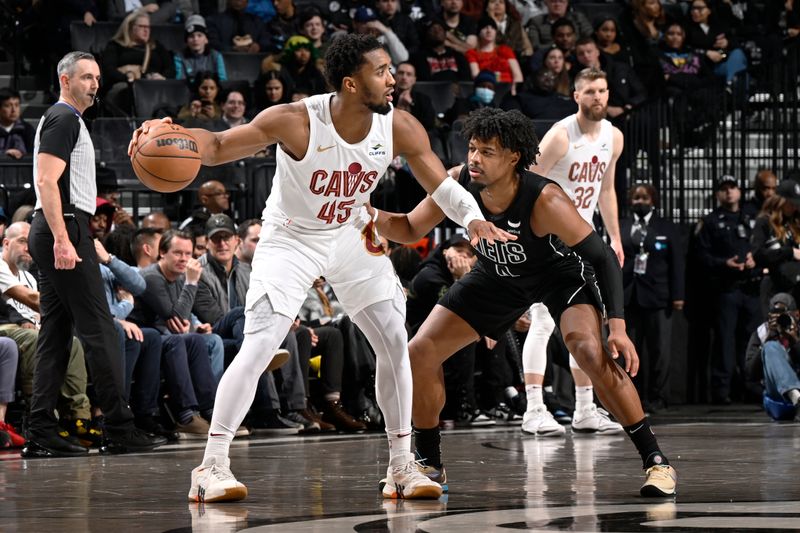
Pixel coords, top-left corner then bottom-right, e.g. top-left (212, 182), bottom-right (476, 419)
top-left (745, 293), bottom-right (800, 421)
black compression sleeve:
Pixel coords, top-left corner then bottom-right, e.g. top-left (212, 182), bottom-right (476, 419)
top-left (570, 231), bottom-right (625, 319)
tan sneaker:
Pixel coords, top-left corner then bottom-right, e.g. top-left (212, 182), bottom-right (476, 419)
top-left (640, 465), bottom-right (677, 497)
top-left (176, 414), bottom-right (211, 440)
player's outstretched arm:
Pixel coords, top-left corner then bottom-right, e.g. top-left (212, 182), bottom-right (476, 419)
top-left (532, 183), bottom-right (637, 374)
top-left (393, 110), bottom-right (516, 245)
top-left (370, 197), bottom-right (446, 244)
top-left (127, 103), bottom-right (307, 166)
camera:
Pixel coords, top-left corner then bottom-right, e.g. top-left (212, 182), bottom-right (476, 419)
top-left (769, 305), bottom-right (797, 339)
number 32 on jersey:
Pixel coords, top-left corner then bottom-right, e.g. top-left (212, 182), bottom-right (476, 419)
top-left (571, 186), bottom-right (595, 210)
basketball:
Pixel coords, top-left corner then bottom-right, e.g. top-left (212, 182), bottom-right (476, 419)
top-left (130, 123), bottom-right (202, 193)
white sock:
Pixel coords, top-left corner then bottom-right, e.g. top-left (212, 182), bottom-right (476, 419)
top-left (204, 437), bottom-right (231, 463)
top-left (526, 384), bottom-right (544, 408)
top-left (787, 388), bottom-right (800, 405)
top-left (388, 431), bottom-right (412, 461)
top-left (575, 386), bottom-right (594, 411)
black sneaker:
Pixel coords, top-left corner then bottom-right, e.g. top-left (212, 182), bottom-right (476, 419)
top-left (100, 426), bottom-right (167, 454)
top-left (61, 418), bottom-right (104, 447)
top-left (21, 431), bottom-right (89, 458)
top-left (484, 403), bottom-right (523, 425)
top-left (284, 410), bottom-right (320, 434)
top-left (135, 415), bottom-right (179, 442)
top-left (455, 409), bottom-right (496, 427)
top-left (248, 410), bottom-right (301, 435)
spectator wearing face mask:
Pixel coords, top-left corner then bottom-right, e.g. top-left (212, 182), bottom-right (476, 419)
top-left (620, 183), bottom-right (685, 413)
top-left (443, 70), bottom-right (500, 125)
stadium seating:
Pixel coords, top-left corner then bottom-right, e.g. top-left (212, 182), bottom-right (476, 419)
top-left (222, 53), bottom-right (268, 84)
top-left (70, 21), bottom-right (185, 55)
top-left (414, 81), bottom-right (459, 116)
top-left (132, 79), bottom-right (190, 118)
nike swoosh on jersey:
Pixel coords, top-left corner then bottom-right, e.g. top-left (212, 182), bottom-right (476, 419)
top-left (317, 144), bottom-right (336, 152)
top-left (508, 220), bottom-right (521, 228)
top-left (573, 144), bottom-right (584, 149)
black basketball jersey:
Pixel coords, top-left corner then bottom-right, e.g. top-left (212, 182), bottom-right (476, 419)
top-left (458, 166), bottom-right (592, 298)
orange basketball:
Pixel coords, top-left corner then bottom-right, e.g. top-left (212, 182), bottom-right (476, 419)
top-left (131, 123), bottom-right (202, 193)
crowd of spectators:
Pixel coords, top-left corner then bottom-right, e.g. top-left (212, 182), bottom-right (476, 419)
top-left (1, 0), bottom-right (800, 449)
top-left (2, 0), bottom-right (795, 174)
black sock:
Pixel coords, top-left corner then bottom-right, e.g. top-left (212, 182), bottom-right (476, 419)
top-left (623, 417), bottom-right (669, 469)
top-left (413, 426), bottom-right (442, 468)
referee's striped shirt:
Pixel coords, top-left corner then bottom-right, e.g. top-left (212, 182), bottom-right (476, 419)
top-left (32, 101), bottom-right (96, 215)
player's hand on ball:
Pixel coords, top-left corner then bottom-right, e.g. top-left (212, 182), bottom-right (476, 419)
top-left (607, 318), bottom-right (639, 376)
top-left (467, 219), bottom-right (517, 246)
top-left (128, 116), bottom-right (173, 157)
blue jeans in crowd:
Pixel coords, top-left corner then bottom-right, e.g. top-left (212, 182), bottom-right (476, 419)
top-left (762, 340), bottom-right (800, 401)
top-left (713, 48), bottom-right (748, 84)
top-left (116, 323), bottom-right (163, 418)
top-left (203, 333), bottom-right (225, 383)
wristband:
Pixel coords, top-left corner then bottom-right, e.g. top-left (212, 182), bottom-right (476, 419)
top-left (430, 177), bottom-right (485, 229)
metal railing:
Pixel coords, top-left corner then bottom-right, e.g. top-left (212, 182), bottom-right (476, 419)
top-left (3, 43), bottom-right (797, 227)
top-left (619, 41), bottom-right (800, 225)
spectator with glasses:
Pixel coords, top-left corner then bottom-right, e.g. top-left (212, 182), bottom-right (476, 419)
top-left (101, 10), bottom-right (176, 114)
top-left (179, 180), bottom-right (231, 231)
top-left (220, 90), bottom-right (248, 129)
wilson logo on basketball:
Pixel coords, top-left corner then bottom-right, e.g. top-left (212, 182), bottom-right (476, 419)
top-left (155, 137), bottom-right (199, 153)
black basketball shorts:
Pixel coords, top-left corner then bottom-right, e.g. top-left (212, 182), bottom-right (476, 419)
top-left (438, 265), bottom-right (604, 339)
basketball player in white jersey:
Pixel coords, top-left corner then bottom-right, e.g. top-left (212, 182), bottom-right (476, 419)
top-left (521, 67), bottom-right (627, 437)
top-left (129, 34), bottom-right (513, 502)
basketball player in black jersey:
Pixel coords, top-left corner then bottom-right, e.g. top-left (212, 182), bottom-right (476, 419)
top-left (370, 108), bottom-right (677, 497)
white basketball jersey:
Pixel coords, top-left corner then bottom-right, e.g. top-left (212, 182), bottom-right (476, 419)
top-left (547, 114), bottom-right (614, 224)
top-left (264, 93), bottom-right (394, 230)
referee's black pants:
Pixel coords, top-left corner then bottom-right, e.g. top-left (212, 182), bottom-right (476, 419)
top-left (28, 211), bottom-right (134, 435)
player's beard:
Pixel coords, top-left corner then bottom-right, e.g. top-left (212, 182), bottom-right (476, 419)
top-left (364, 85), bottom-right (392, 115)
top-left (367, 101), bottom-right (392, 115)
top-left (581, 102), bottom-right (607, 121)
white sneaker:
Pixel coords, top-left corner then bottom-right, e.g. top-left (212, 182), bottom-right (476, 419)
top-left (188, 456), bottom-right (248, 503)
top-left (521, 405), bottom-right (566, 437)
top-left (571, 404), bottom-right (624, 434)
top-left (382, 453), bottom-right (443, 499)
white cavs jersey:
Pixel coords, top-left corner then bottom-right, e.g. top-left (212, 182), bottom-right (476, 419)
top-left (263, 93), bottom-right (394, 230)
top-left (547, 114), bottom-right (614, 224)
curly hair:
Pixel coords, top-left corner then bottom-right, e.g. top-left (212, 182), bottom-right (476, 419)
top-left (323, 34), bottom-right (384, 91)
top-left (461, 108), bottom-right (539, 173)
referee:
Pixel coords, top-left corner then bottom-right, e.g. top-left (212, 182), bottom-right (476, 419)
top-left (25, 51), bottom-right (165, 456)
